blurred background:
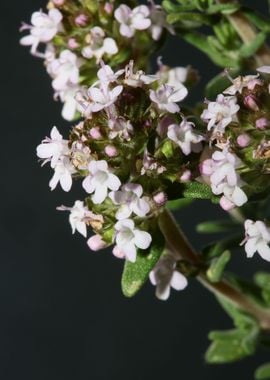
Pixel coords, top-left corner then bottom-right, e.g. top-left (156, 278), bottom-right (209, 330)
top-left (1, 0), bottom-right (270, 379)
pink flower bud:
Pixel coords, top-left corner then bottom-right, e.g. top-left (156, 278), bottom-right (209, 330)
top-left (200, 159), bottom-right (213, 176)
top-left (153, 191), bottom-right (167, 206)
top-left (237, 134), bottom-right (250, 148)
top-left (89, 127), bottom-right (102, 140)
top-left (256, 117), bottom-right (269, 130)
top-left (112, 246), bottom-right (125, 259)
top-left (243, 95), bottom-right (259, 111)
top-left (87, 235), bottom-right (107, 251)
top-left (75, 14), bottom-right (88, 27)
top-left (53, 0), bottom-right (65, 5)
top-left (180, 170), bottom-right (191, 182)
top-left (220, 196), bottom-right (235, 211)
top-left (105, 145), bottom-right (118, 157)
top-left (68, 38), bottom-right (79, 50)
top-left (104, 2), bottom-right (114, 14)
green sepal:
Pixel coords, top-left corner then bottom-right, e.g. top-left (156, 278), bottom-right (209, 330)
top-left (206, 250), bottom-right (231, 283)
top-left (255, 363), bottom-right (270, 380)
top-left (161, 140), bottom-right (174, 159)
top-left (121, 228), bottom-right (165, 297)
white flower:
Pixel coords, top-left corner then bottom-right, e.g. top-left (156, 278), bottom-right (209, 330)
top-left (46, 50), bottom-right (82, 91)
top-left (82, 27), bottom-right (118, 63)
top-left (224, 74), bottom-right (260, 95)
top-left (49, 157), bottom-right (75, 192)
top-left (82, 160), bottom-right (121, 204)
top-left (150, 84), bottom-right (188, 113)
top-left (36, 126), bottom-right (69, 168)
top-left (167, 118), bottom-right (204, 155)
top-left (57, 85), bottom-right (81, 121)
top-left (201, 148), bottom-right (247, 209)
top-left (109, 183), bottom-right (150, 220)
top-left (124, 60), bottom-right (158, 87)
top-left (114, 219), bottom-right (152, 262)
top-left (108, 117), bottom-right (134, 140)
top-left (87, 84), bottom-right (123, 113)
top-left (148, 1), bottom-right (174, 41)
top-left (242, 220), bottom-right (270, 262)
top-left (20, 9), bottom-right (63, 56)
top-left (96, 64), bottom-right (124, 86)
top-left (149, 252), bottom-right (187, 300)
top-left (201, 94), bottom-right (239, 134)
top-left (257, 66), bottom-right (270, 74)
top-left (115, 4), bottom-right (151, 38)
top-left (57, 201), bottom-right (103, 237)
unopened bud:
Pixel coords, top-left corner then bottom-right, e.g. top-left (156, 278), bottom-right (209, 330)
top-left (104, 2), bottom-right (114, 14)
top-left (87, 235), bottom-right (107, 251)
top-left (243, 95), bottom-right (259, 111)
top-left (89, 127), bottom-right (102, 140)
top-left (105, 145), bottom-right (118, 157)
top-left (256, 117), bottom-right (269, 130)
top-left (68, 38), bottom-right (79, 50)
top-left (75, 14), bottom-right (88, 27)
top-left (180, 169), bottom-right (191, 182)
top-left (153, 191), bottom-right (167, 206)
top-left (237, 134), bottom-right (250, 148)
top-left (112, 246), bottom-right (125, 259)
top-left (52, 0), bottom-right (65, 5)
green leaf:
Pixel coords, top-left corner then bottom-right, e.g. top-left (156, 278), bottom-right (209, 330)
top-left (239, 32), bottom-right (266, 58)
top-left (206, 250), bottom-right (231, 283)
top-left (244, 9), bottom-right (270, 33)
top-left (167, 198), bottom-right (194, 210)
top-left (196, 220), bottom-right (239, 233)
top-left (182, 182), bottom-right (219, 202)
top-left (255, 363), bottom-right (270, 380)
top-left (207, 3), bottom-right (240, 15)
top-left (254, 272), bottom-right (270, 306)
top-left (206, 327), bottom-right (258, 364)
top-left (121, 230), bottom-right (164, 297)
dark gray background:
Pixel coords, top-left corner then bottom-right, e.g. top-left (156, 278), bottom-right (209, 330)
top-left (1, 1), bottom-right (269, 379)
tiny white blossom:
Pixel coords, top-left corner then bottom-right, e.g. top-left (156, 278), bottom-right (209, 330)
top-left (201, 149), bottom-right (247, 209)
top-left (124, 60), bottom-right (158, 87)
top-left (82, 160), bottom-right (121, 204)
top-left (114, 219), bottom-right (152, 262)
top-left (36, 126), bottom-right (69, 168)
top-left (96, 64), bottom-right (124, 85)
top-left (149, 252), bottom-right (187, 300)
top-left (49, 157), bottom-right (75, 192)
top-left (201, 94), bottom-right (239, 134)
top-left (20, 9), bottom-right (63, 56)
top-left (148, 1), bottom-right (174, 40)
top-left (88, 84), bottom-right (123, 113)
top-left (150, 84), bottom-right (188, 113)
top-left (108, 117), bottom-right (134, 140)
top-left (57, 200), bottom-right (103, 237)
top-left (82, 27), bottom-right (118, 63)
top-left (46, 50), bottom-right (82, 91)
top-left (109, 183), bottom-right (150, 220)
top-left (224, 74), bottom-right (261, 95)
top-left (242, 220), bottom-right (270, 262)
top-left (115, 4), bottom-right (151, 38)
top-left (57, 85), bottom-right (81, 121)
top-left (167, 118), bottom-right (204, 155)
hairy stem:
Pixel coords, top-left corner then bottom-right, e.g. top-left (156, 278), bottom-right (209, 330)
top-left (217, 0), bottom-right (270, 67)
top-left (159, 209), bottom-right (270, 330)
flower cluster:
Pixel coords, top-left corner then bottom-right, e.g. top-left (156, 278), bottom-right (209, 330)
top-left (36, 58), bottom-right (206, 297)
top-left (200, 67), bottom-right (270, 212)
top-left (20, 0), bottom-right (172, 121)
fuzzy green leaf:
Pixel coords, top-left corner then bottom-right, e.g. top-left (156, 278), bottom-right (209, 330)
top-left (206, 250), bottom-right (231, 283)
top-left (206, 327), bottom-right (258, 364)
top-left (207, 3), bottom-right (240, 15)
top-left (255, 363), bottom-right (270, 380)
top-left (239, 32), bottom-right (266, 58)
top-left (182, 182), bottom-right (218, 202)
top-left (121, 231), bottom-right (164, 297)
